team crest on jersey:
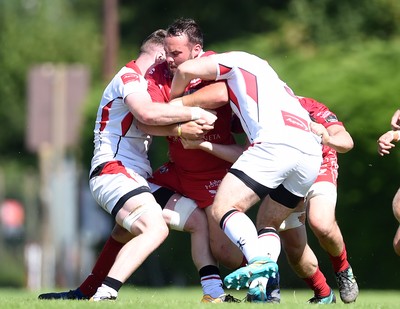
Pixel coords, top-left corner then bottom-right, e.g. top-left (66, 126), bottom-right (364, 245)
top-left (325, 114), bottom-right (338, 122)
top-left (121, 72), bottom-right (140, 84)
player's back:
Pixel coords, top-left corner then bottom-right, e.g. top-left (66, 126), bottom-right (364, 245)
top-left (214, 51), bottom-right (321, 155)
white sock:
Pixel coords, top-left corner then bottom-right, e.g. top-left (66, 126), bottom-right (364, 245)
top-left (257, 227), bottom-right (281, 262)
top-left (222, 210), bottom-right (264, 262)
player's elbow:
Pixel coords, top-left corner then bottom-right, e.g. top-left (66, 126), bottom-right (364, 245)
top-left (341, 136), bottom-right (354, 153)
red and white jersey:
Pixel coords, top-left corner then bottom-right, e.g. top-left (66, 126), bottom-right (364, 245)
top-left (146, 51), bottom-right (235, 174)
top-left (91, 60), bottom-right (152, 178)
top-left (212, 51), bottom-right (321, 155)
top-left (298, 97), bottom-right (343, 185)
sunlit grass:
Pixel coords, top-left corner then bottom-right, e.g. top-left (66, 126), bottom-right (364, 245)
top-left (0, 287), bottom-right (398, 309)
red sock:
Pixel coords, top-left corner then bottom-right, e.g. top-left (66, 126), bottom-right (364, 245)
top-left (79, 236), bottom-right (124, 297)
top-left (328, 245), bottom-right (350, 273)
top-left (303, 267), bottom-right (331, 298)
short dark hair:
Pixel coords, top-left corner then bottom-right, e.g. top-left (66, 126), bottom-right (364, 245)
top-left (166, 17), bottom-right (203, 47)
top-left (140, 29), bottom-right (167, 54)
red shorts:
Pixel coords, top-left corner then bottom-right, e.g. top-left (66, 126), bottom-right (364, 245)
top-left (315, 153), bottom-right (338, 186)
top-left (149, 162), bottom-right (228, 208)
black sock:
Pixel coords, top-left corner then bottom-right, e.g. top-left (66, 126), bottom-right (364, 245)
top-left (199, 265), bottom-right (220, 277)
top-left (103, 276), bottom-right (123, 292)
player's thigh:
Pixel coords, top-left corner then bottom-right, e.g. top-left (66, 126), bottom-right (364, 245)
top-left (307, 183), bottom-right (336, 228)
top-left (211, 172), bottom-right (259, 218)
top-left (257, 195), bottom-right (294, 230)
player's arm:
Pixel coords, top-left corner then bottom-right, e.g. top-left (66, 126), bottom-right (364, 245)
top-left (391, 109), bottom-right (400, 130)
top-left (125, 91), bottom-right (217, 126)
top-left (136, 120), bottom-right (213, 140)
top-left (377, 130), bottom-right (399, 156)
top-left (171, 82), bottom-right (229, 109)
top-left (310, 123), bottom-right (354, 153)
top-left (180, 138), bottom-right (245, 163)
top-left (325, 124), bottom-right (354, 153)
top-left (170, 57), bottom-right (218, 100)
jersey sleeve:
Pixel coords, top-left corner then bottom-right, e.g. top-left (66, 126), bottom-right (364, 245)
top-left (299, 97), bottom-right (343, 128)
top-left (145, 62), bottom-right (171, 103)
top-left (117, 70), bottom-right (147, 100)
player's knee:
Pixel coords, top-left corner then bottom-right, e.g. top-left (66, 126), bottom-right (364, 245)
top-left (394, 239), bottom-right (400, 256)
top-left (392, 195), bottom-right (400, 221)
top-left (121, 202), bottom-right (165, 234)
top-left (111, 224), bottom-right (133, 243)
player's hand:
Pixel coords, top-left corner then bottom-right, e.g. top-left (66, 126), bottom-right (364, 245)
top-left (377, 131), bottom-right (396, 156)
top-left (198, 107), bottom-right (217, 125)
top-left (391, 109), bottom-right (400, 130)
top-left (310, 122), bottom-right (330, 145)
top-left (180, 120), bottom-right (213, 139)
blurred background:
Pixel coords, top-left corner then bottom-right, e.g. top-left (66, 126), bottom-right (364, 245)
top-left (0, 0), bottom-right (399, 292)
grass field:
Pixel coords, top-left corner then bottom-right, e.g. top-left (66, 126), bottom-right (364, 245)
top-left (0, 287), bottom-right (398, 309)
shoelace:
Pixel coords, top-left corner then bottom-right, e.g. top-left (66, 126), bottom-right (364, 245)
top-left (336, 270), bottom-right (355, 288)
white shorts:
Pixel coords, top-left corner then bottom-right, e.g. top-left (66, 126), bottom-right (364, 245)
top-left (89, 161), bottom-right (151, 216)
top-left (231, 142), bottom-right (321, 197)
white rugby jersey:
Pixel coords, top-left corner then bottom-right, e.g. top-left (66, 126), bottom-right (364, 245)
top-left (90, 61), bottom-right (152, 178)
top-left (213, 51), bottom-right (321, 155)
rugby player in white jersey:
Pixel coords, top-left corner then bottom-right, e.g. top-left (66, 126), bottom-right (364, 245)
top-left (170, 51), bottom-right (323, 300)
top-left (79, 29), bottom-right (216, 301)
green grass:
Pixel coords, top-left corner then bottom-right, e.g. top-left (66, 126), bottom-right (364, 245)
top-left (0, 287), bottom-right (398, 308)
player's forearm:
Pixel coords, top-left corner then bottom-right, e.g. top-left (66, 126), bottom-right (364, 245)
top-left (136, 121), bottom-right (178, 136)
top-left (181, 82), bottom-right (229, 109)
top-left (200, 142), bottom-right (244, 163)
top-left (325, 129), bottom-right (354, 153)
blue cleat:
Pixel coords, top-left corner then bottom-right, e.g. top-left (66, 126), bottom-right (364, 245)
top-left (307, 289), bottom-right (336, 304)
top-left (224, 257), bottom-right (278, 290)
top-left (266, 271), bottom-right (281, 303)
top-left (246, 272), bottom-right (281, 303)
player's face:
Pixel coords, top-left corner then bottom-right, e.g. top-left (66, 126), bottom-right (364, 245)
top-left (164, 34), bottom-right (201, 75)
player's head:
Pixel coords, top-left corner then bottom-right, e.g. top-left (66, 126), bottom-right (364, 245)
top-left (139, 29), bottom-right (167, 64)
top-left (164, 18), bottom-right (204, 75)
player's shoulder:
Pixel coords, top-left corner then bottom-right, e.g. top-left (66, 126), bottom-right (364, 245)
top-left (299, 97), bottom-right (329, 112)
top-left (145, 61), bottom-right (169, 79)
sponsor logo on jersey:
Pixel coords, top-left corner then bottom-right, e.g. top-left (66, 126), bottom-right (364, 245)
top-left (121, 72), bottom-right (140, 84)
top-left (281, 110), bottom-right (310, 132)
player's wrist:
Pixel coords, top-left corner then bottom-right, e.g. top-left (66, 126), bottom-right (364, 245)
top-left (190, 106), bottom-right (202, 120)
top-left (177, 123), bottom-right (182, 137)
top-left (170, 98), bottom-right (183, 106)
top-left (389, 130), bottom-right (400, 142)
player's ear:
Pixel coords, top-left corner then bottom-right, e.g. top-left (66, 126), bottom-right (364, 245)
top-left (192, 43), bottom-right (202, 55)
